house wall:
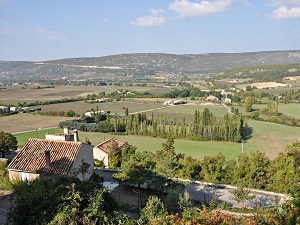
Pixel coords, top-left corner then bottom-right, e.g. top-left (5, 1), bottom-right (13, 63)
top-left (8, 170), bottom-right (40, 181)
top-left (93, 147), bottom-right (109, 168)
top-left (70, 144), bottom-right (94, 181)
top-left (45, 134), bottom-right (66, 141)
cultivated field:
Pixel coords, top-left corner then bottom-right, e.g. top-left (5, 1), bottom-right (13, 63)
top-left (0, 84), bottom-right (172, 104)
top-left (0, 114), bottom-right (67, 133)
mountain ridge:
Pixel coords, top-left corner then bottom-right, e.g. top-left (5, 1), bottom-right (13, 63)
top-left (1, 50), bottom-right (300, 82)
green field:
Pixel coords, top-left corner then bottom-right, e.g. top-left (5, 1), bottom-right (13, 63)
top-left (14, 118), bottom-right (300, 161)
top-left (245, 119), bottom-right (300, 159)
top-left (278, 103), bottom-right (300, 119)
top-left (14, 128), bottom-right (242, 161)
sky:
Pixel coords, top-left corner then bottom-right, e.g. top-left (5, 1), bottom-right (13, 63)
top-left (0, 0), bottom-right (300, 61)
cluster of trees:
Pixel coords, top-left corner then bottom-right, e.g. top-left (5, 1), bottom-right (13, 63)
top-left (114, 137), bottom-right (300, 195)
top-left (7, 174), bottom-right (300, 224)
top-left (106, 109), bottom-right (243, 142)
top-left (0, 131), bottom-right (18, 158)
top-left (6, 175), bottom-right (133, 225)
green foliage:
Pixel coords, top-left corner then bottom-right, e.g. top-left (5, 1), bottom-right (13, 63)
top-left (64, 110), bottom-right (78, 117)
top-left (0, 131), bottom-right (18, 158)
top-left (244, 96), bottom-right (253, 112)
top-left (139, 196), bottom-right (169, 225)
top-left (229, 182), bottom-right (255, 206)
top-left (0, 160), bottom-right (13, 190)
top-left (114, 151), bottom-right (155, 189)
top-left (7, 176), bottom-right (119, 225)
top-left (97, 120), bottom-right (114, 133)
top-left (201, 153), bottom-right (225, 183)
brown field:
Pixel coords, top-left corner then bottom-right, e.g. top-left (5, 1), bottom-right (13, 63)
top-left (250, 82), bottom-right (287, 89)
top-left (0, 85), bottom-right (171, 104)
top-left (0, 113), bottom-right (68, 133)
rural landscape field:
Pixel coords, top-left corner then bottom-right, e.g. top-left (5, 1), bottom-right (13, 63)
top-left (1, 52), bottom-right (300, 224)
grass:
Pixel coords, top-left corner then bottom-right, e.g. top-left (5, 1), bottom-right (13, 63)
top-left (14, 128), bottom-right (242, 161)
top-left (244, 119), bottom-right (300, 159)
top-left (278, 103), bottom-right (300, 119)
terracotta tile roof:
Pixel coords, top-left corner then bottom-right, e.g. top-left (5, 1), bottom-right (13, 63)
top-left (94, 137), bottom-right (126, 154)
top-left (7, 139), bottom-right (82, 175)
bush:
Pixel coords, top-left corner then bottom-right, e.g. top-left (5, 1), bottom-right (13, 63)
top-left (97, 121), bottom-right (114, 133)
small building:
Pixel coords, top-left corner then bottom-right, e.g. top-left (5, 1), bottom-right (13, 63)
top-left (224, 98), bottom-right (232, 103)
top-left (45, 126), bottom-right (79, 142)
top-left (0, 106), bottom-right (9, 113)
top-left (9, 106), bottom-right (21, 112)
top-left (85, 110), bottom-right (106, 117)
top-left (93, 137), bottom-right (126, 168)
top-left (7, 138), bottom-right (94, 181)
top-left (96, 98), bottom-right (109, 103)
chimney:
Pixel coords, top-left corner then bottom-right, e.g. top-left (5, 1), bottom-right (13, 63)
top-left (45, 150), bottom-right (51, 169)
top-left (64, 126), bottom-right (69, 135)
top-left (73, 129), bottom-right (79, 142)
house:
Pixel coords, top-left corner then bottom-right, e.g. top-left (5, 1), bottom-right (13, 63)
top-left (0, 106), bottom-right (9, 113)
top-left (9, 106), bottom-right (21, 112)
top-left (224, 98), bottom-right (232, 103)
top-left (45, 126), bottom-right (79, 142)
top-left (85, 110), bottom-right (106, 117)
top-left (96, 98), bottom-right (109, 103)
top-left (7, 138), bottom-right (94, 181)
top-left (93, 137), bottom-right (127, 168)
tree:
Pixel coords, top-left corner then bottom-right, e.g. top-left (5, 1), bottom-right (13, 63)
top-left (97, 121), bottom-right (114, 133)
top-left (244, 97), bottom-right (253, 112)
top-left (0, 131), bottom-right (18, 158)
top-left (229, 182), bottom-right (255, 207)
top-left (139, 196), bottom-right (169, 224)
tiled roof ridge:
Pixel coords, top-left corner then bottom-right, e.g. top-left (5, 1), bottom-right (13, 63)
top-left (95, 137), bottom-right (116, 149)
top-left (7, 139), bottom-right (83, 175)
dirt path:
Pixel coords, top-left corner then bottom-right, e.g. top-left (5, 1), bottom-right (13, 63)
top-left (0, 191), bottom-right (14, 225)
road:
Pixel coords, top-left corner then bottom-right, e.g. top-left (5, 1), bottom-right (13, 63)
top-left (185, 182), bottom-right (286, 208)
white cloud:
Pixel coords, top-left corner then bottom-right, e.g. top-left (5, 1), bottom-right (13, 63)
top-left (131, 16), bottom-right (166, 27)
top-left (270, 0), bottom-right (300, 7)
top-left (271, 6), bottom-right (300, 19)
top-left (169, 0), bottom-right (234, 17)
top-left (149, 7), bottom-right (165, 16)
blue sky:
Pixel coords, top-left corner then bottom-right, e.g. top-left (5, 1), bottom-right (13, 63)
top-left (0, 0), bottom-right (300, 61)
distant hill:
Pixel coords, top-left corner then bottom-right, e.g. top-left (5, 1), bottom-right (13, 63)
top-left (1, 51), bottom-right (300, 82)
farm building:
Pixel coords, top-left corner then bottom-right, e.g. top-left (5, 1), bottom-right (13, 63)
top-left (85, 110), bottom-right (106, 117)
top-left (93, 137), bottom-right (127, 168)
top-left (96, 98), bottom-right (109, 103)
top-left (9, 106), bottom-right (21, 112)
top-left (7, 138), bottom-right (94, 182)
top-left (45, 126), bottom-right (79, 142)
top-left (0, 106), bottom-right (9, 113)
